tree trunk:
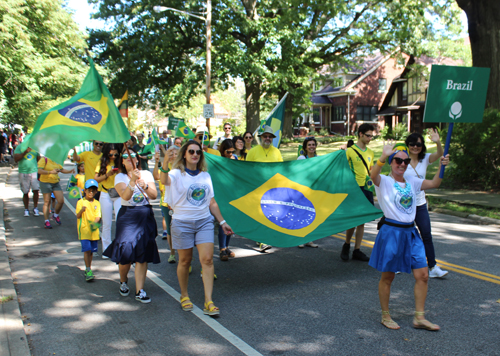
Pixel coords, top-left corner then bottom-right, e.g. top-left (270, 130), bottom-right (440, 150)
top-left (282, 92), bottom-right (295, 138)
top-left (456, 0), bottom-right (500, 109)
top-left (245, 78), bottom-right (261, 132)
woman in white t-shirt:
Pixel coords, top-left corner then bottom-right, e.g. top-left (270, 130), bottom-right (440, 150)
top-left (404, 130), bottom-right (447, 279)
top-left (103, 147), bottom-right (159, 304)
top-left (161, 140), bottom-right (233, 316)
top-left (370, 142), bottom-right (449, 331)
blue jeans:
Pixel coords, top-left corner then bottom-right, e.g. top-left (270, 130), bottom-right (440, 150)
top-left (218, 225), bottom-right (231, 250)
top-left (414, 203), bottom-right (436, 268)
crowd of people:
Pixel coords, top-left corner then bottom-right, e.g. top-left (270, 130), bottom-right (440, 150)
top-left (13, 122), bottom-right (450, 328)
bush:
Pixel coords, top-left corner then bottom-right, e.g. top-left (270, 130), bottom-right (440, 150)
top-left (380, 123), bottom-right (410, 141)
top-left (447, 109), bottom-right (500, 190)
top-left (318, 128), bottom-right (329, 136)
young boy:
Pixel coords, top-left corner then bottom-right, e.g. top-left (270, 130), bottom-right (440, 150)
top-left (75, 163), bottom-right (85, 197)
top-left (76, 179), bottom-right (101, 281)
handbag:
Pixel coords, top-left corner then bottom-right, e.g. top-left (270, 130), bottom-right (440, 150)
top-left (103, 186), bottom-right (120, 198)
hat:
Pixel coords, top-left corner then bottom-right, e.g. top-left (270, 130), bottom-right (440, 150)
top-left (85, 179), bottom-right (99, 189)
top-left (258, 125), bottom-right (276, 138)
top-left (388, 143), bottom-right (409, 164)
top-left (195, 126), bottom-right (213, 138)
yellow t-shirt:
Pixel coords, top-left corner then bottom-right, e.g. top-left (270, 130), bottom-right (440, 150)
top-left (76, 198), bottom-right (101, 241)
top-left (76, 174), bottom-right (85, 190)
top-left (37, 158), bottom-right (63, 183)
top-left (79, 151), bottom-right (103, 182)
top-left (346, 144), bottom-right (374, 186)
top-left (246, 145), bottom-right (283, 162)
top-left (206, 147), bottom-right (221, 156)
top-left (94, 159), bottom-right (117, 192)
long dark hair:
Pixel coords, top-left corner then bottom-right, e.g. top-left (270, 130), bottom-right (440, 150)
top-left (219, 139), bottom-right (235, 157)
top-left (119, 147), bottom-right (141, 173)
top-left (302, 137), bottom-right (317, 157)
top-left (99, 143), bottom-right (122, 176)
top-left (232, 136), bottom-right (247, 159)
top-left (405, 133), bottom-right (427, 161)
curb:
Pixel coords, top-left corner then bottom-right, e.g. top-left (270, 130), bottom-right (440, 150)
top-left (433, 208), bottom-right (500, 225)
top-left (0, 167), bottom-right (31, 356)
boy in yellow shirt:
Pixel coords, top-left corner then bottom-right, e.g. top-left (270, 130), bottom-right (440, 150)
top-left (76, 179), bottom-right (102, 281)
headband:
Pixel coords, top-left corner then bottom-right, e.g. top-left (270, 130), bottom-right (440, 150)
top-left (388, 143), bottom-right (409, 164)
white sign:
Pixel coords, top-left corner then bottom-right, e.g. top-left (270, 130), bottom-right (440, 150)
top-left (203, 104), bottom-right (214, 119)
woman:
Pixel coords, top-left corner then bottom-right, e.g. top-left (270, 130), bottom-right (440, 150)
top-left (161, 140), bottom-right (233, 315)
top-left (243, 131), bottom-right (254, 151)
top-left (133, 133), bottom-right (149, 171)
top-left (103, 147), bottom-right (159, 303)
top-left (298, 136), bottom-right (318, 160)
top-left (232, 136), bottom-right (247, 160)
top-left (37, 156), bottom-right (74, 229)
top-left (404, 130), bottom-right (447, 278)
top-left (218, 139), bottom-right (237, 159)
top-left (369, 142), bottom-right (449, 331)
top-left (153, 146), bottom-right (179, 263)
top-left (94, 143), bottom-right (122, 253)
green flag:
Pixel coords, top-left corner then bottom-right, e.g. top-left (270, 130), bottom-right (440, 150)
top-left (263, 93), bottom-right (288, 148)
top-left (19, 58), bottom-right (130, 165)
top-left (141, 135), bottom-right (155, 155)
top-left (152, 127), bottom-right (168, 145)
top-left (68, 186), bottom-right (81, 199)
top-left (205, 151), bottom-right (382, 247)
top-left (66, 174), bottom-right (78, 192)
top-left (175, 119), bottom-right (195, 139)
top-left (298, 145), bottom-right (304, 157)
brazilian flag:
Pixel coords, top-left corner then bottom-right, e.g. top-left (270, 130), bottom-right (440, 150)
top-left (205, 151), bottom-right (382, 247)
top-left (18, 58), bottom-right (130, 165)
top-left (68, 186), bottom-right (81, 199)
top-left (152, 127), bottom-right (168, 145)
top-left (298, 145), bottom-right (304, 157)
top-left (261, 93), bottom-right (288, 148)
top-left (174, 119), bottom-right (195, 139)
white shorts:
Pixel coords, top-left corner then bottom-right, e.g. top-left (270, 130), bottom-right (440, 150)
top-left (19, 173), bottom-right (39, 194)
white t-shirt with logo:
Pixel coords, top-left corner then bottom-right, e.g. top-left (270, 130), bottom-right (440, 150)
top-left (166, 169), bottom-right (214, 220)
top-left (403, 153), bottom-right (431, 206)
top-left (114, 171), bottom-right (155, 206)
top-left (375, 175), bottom-right (423, 223)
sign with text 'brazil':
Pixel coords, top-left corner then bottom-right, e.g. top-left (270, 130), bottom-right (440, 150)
top-left (423, 65), bottom-right (490, 123)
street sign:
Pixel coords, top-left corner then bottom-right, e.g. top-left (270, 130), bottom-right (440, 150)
top-left (203, 104), bottom-right (214, 119)
top-left (423, 65), bottom-right (490, 123)
top-left (167, 116), bottom-right (180, 130)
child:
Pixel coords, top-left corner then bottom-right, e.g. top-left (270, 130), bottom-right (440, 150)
top-left (76, 179), bottom-right (102, 281)
top-left (75, 163), bottom-right (85, 197)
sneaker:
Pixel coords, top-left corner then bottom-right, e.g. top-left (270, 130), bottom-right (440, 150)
top-left (135, 289), bottom-right (151, 303)
top-left (259, 243), bottom-right (272, 252)
top-left (44, 221), bottom-right (52, 229)
top-left (298, 244), bottom-right (305, 248)
top-left (352, 249), bottom-right (370, 261)
top-left (168, 254), bottom-right (176, 264)
top-left (305, 241), bottom-right (318, 248)
top-left (162, 231), bottom-right (168, 240)
top-left (85, 270), bottom-right (95, 282)
top-left (340, 243), bottom-right (350, 261)
top-left (33, 207), bottom-right (40, 216)
top-left (119, 282), bottom-right (130, 296)
top-left (24, 209), bottom-right (30, 217)
top-left (53, 215), bottom-right (61, 225)
top-left (429, 265), bottom-right (448, 278)
top-left (220, 249), bottom-right (229, 261)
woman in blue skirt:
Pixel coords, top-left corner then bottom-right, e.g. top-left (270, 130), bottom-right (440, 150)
top-left (103, 147), bottom-right (159, 303)
top-left (370, 142), bottom-right (449, 331)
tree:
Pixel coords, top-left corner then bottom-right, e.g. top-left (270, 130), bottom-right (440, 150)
top-left (0, 0), bottom-right (88, 127)
top-left (455, 0), bottom-right (500, 109)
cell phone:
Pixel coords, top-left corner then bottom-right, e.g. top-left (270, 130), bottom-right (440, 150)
top-left (112, 167), bottom-right (119, 171)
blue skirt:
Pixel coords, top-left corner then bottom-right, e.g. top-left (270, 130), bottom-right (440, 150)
top-left (368, 218), bottom-right (427, 274)
top-left (103, 205), bottom-right (160, 264)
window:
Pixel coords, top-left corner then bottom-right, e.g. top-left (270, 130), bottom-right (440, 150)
top-left (332, 106), bottom-right (345, 122)
top-left (412, 76), bottom-right (420, 93)
top-left (356, 106), bottom-right (377, 121)
top-left (312, 108), bottom-right (320, 124)
top-left (402, 82), bottom-right (408, 101)
top-left (379, 78), bottom-right (387, 91)
top-left (332, 77), bottom-right (343, 88)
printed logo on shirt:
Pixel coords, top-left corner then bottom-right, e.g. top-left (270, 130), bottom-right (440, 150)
top-left (187, 184), bottom-right (209, 206)
top-left (394, 192), bottom-right (414, 214)
top-left (132, 193), bottom-right (145, 204)
top-left (25, 152), bottom-right (35, 160)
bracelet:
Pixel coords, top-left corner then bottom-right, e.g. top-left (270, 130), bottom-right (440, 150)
top-left (127, 184), bottom-right (134, 191)
top-left (159, 166), bottom-right (169, 173)
top-left (376, 159), bottom-right (385, 167)
top-left (220, 220), bottom-right (226, 226)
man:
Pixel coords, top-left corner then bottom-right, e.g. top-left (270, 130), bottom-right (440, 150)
top-left (213, 122), bottom-right (232, 150)
top-left (341, 123), bottom-right (375, 262)
top-left (14, 144), bottom-right (40, 217)
top-left (174, 137), bottom-right (183, 148)
top-left (194, 127), bottom-right (220, 156)
top-left (159, 130), bottom-right (172, 157)
top-left (73, 140), bottom-right (104, 198)
top-left (246, 126), bottom-right (283, 251)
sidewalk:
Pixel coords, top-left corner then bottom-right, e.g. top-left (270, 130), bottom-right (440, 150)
top-left (426, 188), bottom-right (500, 209)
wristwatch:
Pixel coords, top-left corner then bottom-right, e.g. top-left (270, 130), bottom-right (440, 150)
top-left (144, 184), bottom-right (149, 190)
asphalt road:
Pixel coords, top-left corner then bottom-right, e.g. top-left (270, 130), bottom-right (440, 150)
top-left (3, 164), bottom-right (500, 356)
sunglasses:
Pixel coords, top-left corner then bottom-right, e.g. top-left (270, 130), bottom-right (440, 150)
top-left (408, 142), bottom-right (423, 147)
top-left (94, 142), bottom-right (104, 146)
top-left (109, 153), bottom-right (119, 157)
top-left (224, 127), bottom-right (231, 130)
top-left (188, 149), bottom-right (202, 155)
top-left (225, 150), bottom-right (235, 154)
top-left (393, 157), bottom-right (411, 165)
top-left (122, 153), bottom-right (137, 159)
top-left (244, 136), bottom-right (252, 139)
top-left (363, 134), bottom-right (373, 138)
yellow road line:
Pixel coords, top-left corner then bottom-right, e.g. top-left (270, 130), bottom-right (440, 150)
top-left (330, 233), bottom-right (500, 284)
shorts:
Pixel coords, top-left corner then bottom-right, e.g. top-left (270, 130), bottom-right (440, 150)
top-left (160, 205), bottom-right (172, 235)
top-left (19, 173), bottom-right (39, 194)
top-left (81, 240), bottom-right (98, 253)
top-left (39, 181), bottom-right (62, 195)
top-left (171, 216), bottom-right (215, 250)
top-left (360, 186), bottom-right (374, 205)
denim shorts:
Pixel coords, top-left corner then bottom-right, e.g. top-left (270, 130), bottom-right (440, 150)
top-left (81, 240), bottom-right (98, 253)
top-left (171, 216), bottom-right (215, 250)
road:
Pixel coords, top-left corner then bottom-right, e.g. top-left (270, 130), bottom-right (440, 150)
top-left (3, 164), bottom-right (500, 356)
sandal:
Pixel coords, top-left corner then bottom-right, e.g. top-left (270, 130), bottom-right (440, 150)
top-left (180, 296), bottom-right (193, 312)
top-left (203, 301), bottom-right (220, 316)
top-left (413, 311), bottom-right (440, 331)
top-left (381, 310), bottom-right (400, 330)
top-left (226, 248), bottom-right (235, 258)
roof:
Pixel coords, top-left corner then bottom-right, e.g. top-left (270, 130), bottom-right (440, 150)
top-left (311, 96), bottom-right (332, 105)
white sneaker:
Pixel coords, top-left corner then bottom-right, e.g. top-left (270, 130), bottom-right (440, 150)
top-left (33, 207), bottom-right (40, 216)
top-left (24, 209), bottom-right (30, 217)
top-left (429, 265), bottom-right (448, 278)
top-left (305, 241), bottom-right (319, 248)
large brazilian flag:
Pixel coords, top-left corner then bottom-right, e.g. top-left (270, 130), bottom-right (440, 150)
top-left (205, 151), bottom-right (382, 247)
top-left (20, 58), bottom-right (130, 165)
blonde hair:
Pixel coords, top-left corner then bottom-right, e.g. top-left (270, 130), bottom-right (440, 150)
top-left (172, 140), bottom-right (208, 173)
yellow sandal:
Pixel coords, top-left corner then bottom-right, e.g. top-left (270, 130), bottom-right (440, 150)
top-left (180, 296), bottom-right (193, 311)
top-left (381, 310), bottom-right (400, 330)
top-left (203, 301), bottom-right (220, 316)
top-left (413, 311), bottom-right (440, 331)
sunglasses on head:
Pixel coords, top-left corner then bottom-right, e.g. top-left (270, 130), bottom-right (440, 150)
top-left (94, 142), bottom-right (104, 146)
top-left (408, 142), bottom-right (423, 147)
top-left (393, 157), bottom-right (411, 165)
top-left (122, 152), bottom-right (137, 159)
top-left (188, 149), bottom-right (202, 155)
top-left (109, 153), bottom-right (119, 157)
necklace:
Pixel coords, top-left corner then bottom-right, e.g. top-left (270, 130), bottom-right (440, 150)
top-left (389, 173), bottom-right (412, 195)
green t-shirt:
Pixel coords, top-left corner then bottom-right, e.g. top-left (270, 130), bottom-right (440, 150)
top-left (14, 145), bottom-right (38, 174)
